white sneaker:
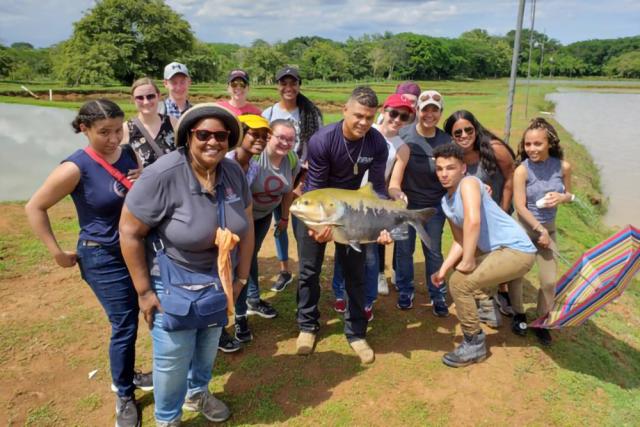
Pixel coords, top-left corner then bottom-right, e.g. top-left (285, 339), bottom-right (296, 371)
top-left (377, 273), bottom-right (389, 295)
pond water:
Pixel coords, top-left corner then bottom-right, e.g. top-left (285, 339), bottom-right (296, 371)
top-left (0, 103), bottom-right (84, 201)
top-left (547, 91), bottom-right (640, 227)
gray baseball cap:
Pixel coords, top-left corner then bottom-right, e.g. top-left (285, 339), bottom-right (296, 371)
top-left (164, 62), bottom-right (190, 80)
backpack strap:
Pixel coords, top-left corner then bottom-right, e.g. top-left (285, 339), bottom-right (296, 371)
top-left (131, 117), bottom-right (164, 158)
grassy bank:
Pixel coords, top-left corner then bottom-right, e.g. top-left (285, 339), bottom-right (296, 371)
top-left (0, 79), bottom-right (638, 426)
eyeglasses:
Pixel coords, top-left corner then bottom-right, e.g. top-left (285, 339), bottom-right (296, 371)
top-left (191, 129), bottom-right (230, 143)
top-left (230, 81), bottom-right (247, 89)
top-left (273, 133), bottom-right (295, 145)
top-left (247, 129), bottom-right (271, 141)
top-left (419, 92), bottom-right (442, 102)
top-left (385, 108), bottom-right (411, 122)
top-left (134, 93), bottom-right (157, 102)
top-left (452, 126), bottom-right (475, 138)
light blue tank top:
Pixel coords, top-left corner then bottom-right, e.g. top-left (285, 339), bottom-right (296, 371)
top-left (523, 157), bottom-right (564, 224)
top-left (441, 176), bottom-right (536, 254)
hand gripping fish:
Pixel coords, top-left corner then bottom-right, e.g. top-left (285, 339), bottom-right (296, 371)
top-left (290, 183), bottom-right (436, 251)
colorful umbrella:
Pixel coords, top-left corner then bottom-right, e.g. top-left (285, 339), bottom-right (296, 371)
top-left (531, 225), bottom-right (640, 329)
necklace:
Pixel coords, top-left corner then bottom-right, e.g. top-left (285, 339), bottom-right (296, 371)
top-left (342, 135), bottom-right (365, 175)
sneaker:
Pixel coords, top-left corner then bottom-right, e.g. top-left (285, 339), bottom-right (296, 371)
top-left (377, 273), bottom-right (389, 296)
top-left (111, 370), bottom-right (153, 393)
top-left (156, 419), bottom-right (181, 427)
top-left (183, 390), bottom-right (230, 423)
top-left (432, 299), bottom-right (450, 317)
top-left (115, 395), bottom-right (140, 427)
top-left (218, 329), bottom-right (241, 353)
top-left (496, 291), bottom-right (515, 317)
top-left (271, 271), bottom-right (293, 292)
top-left (334, 298), bottom-right (346, 313)
top-left (511, 313), bottom-right (528, 337)
top-left (350, 339), bottom-right (375, 364)
top-left (477, 297), bottom-right (502, 328)
top-left (533, 327), bottom-right (553, 347)
top-left (247, 299), bottom-right (278, 319)
top-left (234, 315), bottom-right (253, 343)
top-left (365, 305), bottom-right (373, 322)
top-left (296, 331), bottom-right (316, 355)
top-left (442, 331), bottom-right (487, 368)
top-left (396, 292), bottom-right (414, 310)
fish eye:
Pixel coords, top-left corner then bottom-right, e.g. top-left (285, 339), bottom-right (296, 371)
top-left (303, 200), bottom-right (309, 205)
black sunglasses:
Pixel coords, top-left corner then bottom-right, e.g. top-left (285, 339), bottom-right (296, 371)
top-left (191, 129), bottom-right (230, 143)
top-left (453, 126), bottom-right (475, 138)
top-left (134, 93), bottom-right (157, 102)
top-left (385, 108), bottom-right (411, 122)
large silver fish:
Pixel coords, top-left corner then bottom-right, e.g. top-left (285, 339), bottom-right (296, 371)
top-left (290, 184), bottom-right (436, 251)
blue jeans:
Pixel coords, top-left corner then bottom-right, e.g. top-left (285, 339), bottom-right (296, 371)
top-left (332, 243), bottom-right (378, 306)
top-left (151, 277), bottom-right (223, 423)
top-left (273, 205), bottom-right (289, 263)
top-left (76, 242), bottom-right (139, 397)
top-left (236, 212), bottom-right (273, 315)
top-left (394, 206), bottom-right (447, 302)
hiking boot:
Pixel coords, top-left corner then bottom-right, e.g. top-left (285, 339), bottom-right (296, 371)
top-left (183, 390), bottom-right (230, 423)
top-left (271, 271), bottom-right (293, 292)
top-left (477, 297), bottom-right (502, 328)
top-left (247, 299), bottom-right (278, 319)
top-left (511, 313), bottom-right (528, 337)
top-left (350, 339), bottom-right (375, 364)
top-left (442, 331), bottom-right (487, 368)
top-left (496, 291), bottom-right (515, 317)
top-left (432, 299), bottom-right (450, 318)
top-left (396, 292), bottom-right (414, 310)
top-left (111, 370), bottom-right (153, 393)
top-left (377, 273), bottom-right (389, 296)
top-left (234, 315), bottom-right (253, 343)
top-left (334, 298), bottom-right (346, 313)
top-left (218, 329), bottom-right (241, 353)
top-left (365, 304), bottom-right (373, 322)
top-left (296, 331), bottom-right (316, 355)
top-left (115, 395), bottom-right (140, 427)
top-left (533, 327), bottom-right (553, 347)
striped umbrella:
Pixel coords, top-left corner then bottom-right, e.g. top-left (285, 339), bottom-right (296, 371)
top-left (531, 225), bottom-right (640, 329)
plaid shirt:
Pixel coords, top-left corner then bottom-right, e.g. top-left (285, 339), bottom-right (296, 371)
top-left (163, 97), bottom-right (192, 119)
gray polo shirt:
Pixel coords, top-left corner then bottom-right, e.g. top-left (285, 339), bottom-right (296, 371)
top-left (126, 149), bottom-right (251, 274)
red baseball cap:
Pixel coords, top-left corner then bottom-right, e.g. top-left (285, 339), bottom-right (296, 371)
top-left (383, 93), bottom-right (416, 113)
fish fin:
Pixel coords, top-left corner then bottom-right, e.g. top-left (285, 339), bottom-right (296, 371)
top-left (348, 241), bottom-right (362, 252)
top-left (357, 182), bottom-right (377, 197)
top-left (408, 207), bottom-right (437, 250)
top-left (410, 221), bottom-right (432, 250)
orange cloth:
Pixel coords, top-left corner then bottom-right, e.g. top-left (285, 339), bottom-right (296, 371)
top-left (215, 228), bottom-right (240, 325)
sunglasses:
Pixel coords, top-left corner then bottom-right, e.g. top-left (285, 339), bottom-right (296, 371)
top-left (191, 129), bottom-right (230, 143)
top-left (452, 126), bottom-right (475, 138)
top-left (230, 81), bottom-right (247, 89)
top-left (134, 93), bottom-right (157, 102)
top-left (385, 108), bottom-right (411, 122)
top-left (247, 129), bottom-right (271, 141)
top-left (419, 92), bottom-right (442, 102)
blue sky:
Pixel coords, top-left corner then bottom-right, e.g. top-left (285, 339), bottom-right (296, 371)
top-left (1, 0), bottom-right (638, 48)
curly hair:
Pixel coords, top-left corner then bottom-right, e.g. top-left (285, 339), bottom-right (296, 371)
top-left (517, 117), bottom-right (564, 163)
top-left (443, 110), bottom-right (515, 177)
top-left (296, 92), bottom-right (323, 148)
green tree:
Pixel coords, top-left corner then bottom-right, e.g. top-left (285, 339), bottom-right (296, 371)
top-left (236, 40), bottom-right (288, 84)
top-left (52, 0), bottom-right (194, 85)
top-left (604, 51), bottom-right (640, 78)
top-left (301, 40), bottom-right (349, 81)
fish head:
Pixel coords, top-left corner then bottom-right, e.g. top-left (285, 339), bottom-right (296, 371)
top-left (290, 189), bottom-right (345, 227)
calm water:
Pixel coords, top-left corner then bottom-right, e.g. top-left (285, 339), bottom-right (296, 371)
top-left (0, 103), bottom-right (84, 201)
top-left (547, 92), bottom-right (640, 227)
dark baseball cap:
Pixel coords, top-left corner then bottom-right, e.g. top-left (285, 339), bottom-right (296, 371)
top-left (227, 69), bottom-right (249, 84)
top-left (276, 66), bottom-right (301, 83)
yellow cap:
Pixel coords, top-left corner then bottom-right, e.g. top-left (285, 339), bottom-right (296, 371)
top-left (238, 114), bottom-right (270, 130)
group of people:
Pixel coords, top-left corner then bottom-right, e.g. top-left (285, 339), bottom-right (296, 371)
top-left (24, 60), bottom-right (574, 427)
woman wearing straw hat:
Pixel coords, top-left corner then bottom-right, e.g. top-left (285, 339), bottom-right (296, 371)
top-left (119, 103), bottom-right (254, 426)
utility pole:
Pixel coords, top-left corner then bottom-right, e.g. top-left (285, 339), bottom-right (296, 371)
top-left (504, 0), bottom-right (526, 144)
top-left (538, 30), bottom-right (546, 79)
top-left (524, 0), bottom-right (537, 118)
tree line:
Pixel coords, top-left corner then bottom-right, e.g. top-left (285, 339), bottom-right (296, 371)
top-left (1, 0), bottom-right (639, 85)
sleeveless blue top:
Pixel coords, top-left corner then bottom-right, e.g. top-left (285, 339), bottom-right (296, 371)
top-left (523, 157), bottom-right (564, 224)
top-left (64, 146), bottom-right (138, 246)
top-left (441, 176), bottom-right (536, 254)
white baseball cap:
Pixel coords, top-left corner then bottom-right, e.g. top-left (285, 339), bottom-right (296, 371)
top-left (164, 62), bottom-right (190, 80)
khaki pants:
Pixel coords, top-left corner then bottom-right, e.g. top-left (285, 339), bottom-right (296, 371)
top-left (511, 220), bottom-right (558, 317)
top-left (450, 247), bottom-right (535, 336)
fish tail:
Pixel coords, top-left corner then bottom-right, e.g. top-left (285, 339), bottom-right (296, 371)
top-left (408, 208), bottom-right (437, 250)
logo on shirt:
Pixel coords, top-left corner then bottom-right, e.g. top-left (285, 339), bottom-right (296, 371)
top-left (358, 156), bottom-right (374, 165)
top-left (112, 181), bottom-right (127, 198)
top-left (254, 176), bottom-right (286, 204)
top-left (224, 187), bottom-right (241, 203)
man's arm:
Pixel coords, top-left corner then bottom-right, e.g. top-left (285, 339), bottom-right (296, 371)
top-left (457, 177), bottom-right (482, 273)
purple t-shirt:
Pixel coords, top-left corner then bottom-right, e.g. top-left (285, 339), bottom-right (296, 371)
top-left (304, 121), bottom-right (388, 196)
